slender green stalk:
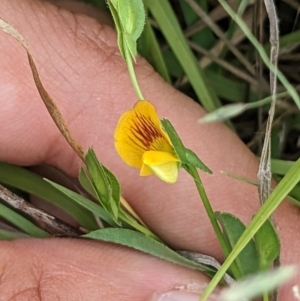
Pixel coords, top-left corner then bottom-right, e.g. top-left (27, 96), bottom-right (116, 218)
top-left (124, 47), bottom-right (144, 100)
top-left (189, 166), bottom-right (241, 279)
top-left (263, 292), bottom-right (269, 301)
top-left (120, 211), bottom-right (161, 242)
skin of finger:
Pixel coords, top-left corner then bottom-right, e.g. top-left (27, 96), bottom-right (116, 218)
top-left (0, 0), bottom-right (260, 256)
top-left (0, 238), bottom-right (211, 300)
top-left (0, 1), bottom-right (299, 298)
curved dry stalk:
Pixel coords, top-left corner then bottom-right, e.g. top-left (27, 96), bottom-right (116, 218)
top-left (0, 18), bottom-right (85, 162)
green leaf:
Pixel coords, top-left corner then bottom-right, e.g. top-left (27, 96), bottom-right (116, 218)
top-left (85, 148), bottom-right (118, 220)
top-left (161, 119), bottom-right (186, 161)
top-left (0, 162), bottom-right (98, 230)
top-left (0, 203), bottom-right (50, 238)
top-left (102, 166), bottom-right (121, 211)
top-left (107, 0), bottom-right (125, 58)
top-left (109, 0), bottom-right (145, 60)
top-left (255, 219), bottom-right (280, 268)
top-left (83, 228), bottom-right (216, 277)
top-left (78, 167), bottom-right (98, 199)
top-left (0, 229), bottom-right (30, 240)
top-left (46, 180), bottom-right (118, 227)
top-left (215, 212), bottom-right (260, 278)
top-left (185, 149), bottom-right (212, 174)
top-left (161, 119), bottom-right (211, 174)
top-left (271, 159), bottom-right (294, 176)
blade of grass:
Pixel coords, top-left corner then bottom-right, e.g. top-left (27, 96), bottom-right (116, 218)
top-left (200, 156), bottom-right (300, 300)
top-left (271, 159), bottom-right (294, 176)
top-left (0, 162), bottom-right (98, 230)
top-left (0, 203), bottom-right (50, 238)
top-left (138, 20), bottom-right (171, 83)
top-left (145, 0), bottom-right (222, 112)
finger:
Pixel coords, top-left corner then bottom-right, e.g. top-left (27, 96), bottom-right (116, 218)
top-left (0, 0), bottom-right (258, 255)
top-left (0, 3), bottom-right (299, 298)
top-left (0, 238), bottom-right (219, 301)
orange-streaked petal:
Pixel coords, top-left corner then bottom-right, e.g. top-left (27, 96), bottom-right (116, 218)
top-left (142, 151), bottom-right (179, 184)
top-left (114, 101), bottom-right (174, 167)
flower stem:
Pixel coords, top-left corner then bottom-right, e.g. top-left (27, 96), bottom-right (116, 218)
top-left (189, 166), bottom-right (241, 279)
top-left (125, 47), bottom-right (144, 100)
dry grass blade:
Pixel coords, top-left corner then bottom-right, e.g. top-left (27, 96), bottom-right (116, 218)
top-left (258, 0), bottom-right (279, 204)
top-left (0, 18), bottom-right (85, 162)
top-left (0, 184), bottom-right (82, 236)
top-left (258, 1), bottom-right (280, 298)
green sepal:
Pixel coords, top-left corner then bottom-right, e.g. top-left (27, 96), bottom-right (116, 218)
top-left (84, 148), bottom-right (120, 221)
top-left (161, 119), bottom-right (212, 174)
top-left (185, 148), bottom-right (212, 174)
top-left (78, 167), bottom-right (98, 199)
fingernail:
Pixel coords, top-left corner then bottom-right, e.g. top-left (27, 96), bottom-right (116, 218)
top-left (151, 288), bottom-right (221, 301)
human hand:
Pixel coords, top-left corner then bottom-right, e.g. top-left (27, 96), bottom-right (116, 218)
top-left (0, 0), bottom-right (299, 300)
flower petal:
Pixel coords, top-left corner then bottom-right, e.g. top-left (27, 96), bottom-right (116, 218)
top-left (142, 151), bottom-right (179, 183)
top-left (140, 163), bottom-right (153, 176)
top-left (114, 101), bottom-right (173, 167)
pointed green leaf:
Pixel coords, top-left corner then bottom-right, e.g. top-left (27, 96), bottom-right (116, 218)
top-left (161, 119), bottom-right (211, 173)
top-left (108, 0), bottom-right (145, 60)
top-left (255, 219), bottom-right (280, 268)
top-left (84, 148), bottom-right (116, 218)
top-left (78, 167), bottom-right (98, 199)
top-left (84, 228), bottom-right (216, 277)
top-left (84, 148), bottom-right (123, 222)
top-left (185, 149), bottom-right (212, 174)
top-left (215, 212), bottom-right (260, 278)
top-left (102, 165), bottom-right (121, 208)
top-left (102, 165), bottom-right (121, 212)
top-left (107, 0), bottom-right (125, 58)
top-left (46, 180), bottom-right (118, 227)
top-left (161, 119), bottom-right (187, 162)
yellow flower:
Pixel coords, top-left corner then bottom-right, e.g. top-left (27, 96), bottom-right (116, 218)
top-left (114, 101), bottom-right (179, 183)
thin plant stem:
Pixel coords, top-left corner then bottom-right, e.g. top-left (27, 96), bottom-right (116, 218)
top-left (125, 47), bottom-right (144, 100)
top-left (120, 211), bottom-right (162, 242)
top-left (189, 166), bottom-right (241, 279)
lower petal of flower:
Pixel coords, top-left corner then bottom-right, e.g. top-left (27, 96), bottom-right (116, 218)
top-left (140, 163), bottom-right (153, 176)
top-left (142, 151), bottom-right (179, 184)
